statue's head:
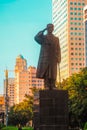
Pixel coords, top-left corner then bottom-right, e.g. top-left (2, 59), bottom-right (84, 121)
top-left (47, 23), bottom-right (54, 34)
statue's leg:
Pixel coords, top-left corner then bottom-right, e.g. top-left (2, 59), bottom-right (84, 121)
top-left (50, 79), bottom-right (56, 89)
top-left (44, 78), bottom-right (51, 89)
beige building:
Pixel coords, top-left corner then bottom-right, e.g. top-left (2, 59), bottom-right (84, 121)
top-left (83, 5), bottom-right (87, 66)
top-left (52, 0), bottom-right (87, 80)
top-left (4, 78), bottom-right (15, 107)
top-left (14, 55), bottom-right (44, 104)
top-left (0, 95), bottom-right (5, 113)
top-left (4, 55), bottom-right (44, 105)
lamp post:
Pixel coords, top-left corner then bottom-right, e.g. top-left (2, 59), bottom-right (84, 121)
top-left (5, 69), bottom-right (8, 126)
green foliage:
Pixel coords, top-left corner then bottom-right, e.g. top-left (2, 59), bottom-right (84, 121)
top-left (0, 123), bottom-right (5, 129)
top-left (2, 126), bottom-right (33, 130)
top-left (84, 122), bottom-right (87, 130)
top-left (8, 95), bottom-right (34, 126)
top-left (2, 126), bottom-right (18, 130)
top-left (57, 67), bottom-right (87, 128)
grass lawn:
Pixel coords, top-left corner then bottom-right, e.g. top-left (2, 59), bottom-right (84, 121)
top-left (2, 126), bottom-right (33, 130)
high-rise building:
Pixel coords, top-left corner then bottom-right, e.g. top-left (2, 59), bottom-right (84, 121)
top-left (0, 95), bottom-right (5, 113)
top-left (0, 95), bottom-right (5, 124)
top-left (52, 0), bottom-right (87, 80)
top-left (14, 55), bottom-right (28, 104)
top-left (84, 5), bottom-right (87, 66)
top-left (14, 55), bottom-right (44, 104)
top-left (4, 78), bottom-right (15, 107)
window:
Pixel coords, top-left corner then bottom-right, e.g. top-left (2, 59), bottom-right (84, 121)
top-left (74, 2), bottom-right (77, 5)
top-left (78, 3), bottom-right (81, 5)
top-left (71, 43), bottom-right (74, 45)
top-left (70, 12), bottom-right (73, 15)
top-left (78, 8), bottom-right (81, 10)
top-left (70, 2), bottom-right (73, 5)
top-left (75, 28), bottom-right (77, 30)
top-left (71, 27), bottom-right (73, 30)
top-left (74, 18), bottom-right (77, 20)
top-left (78, 12), bottom-right (81, 15)
top-left (74, 12), bottom-right (77, 15)
top-left (78, 18), bottom-right (81, 20)
top-left (71, 52), bottom-right (74, 55)
top-left (75, 23), bottom-right (77, 25)
top-left (79, 53), bottom-right (81, 55)
top-left (71, 37), bottom-right (73, 40)
top-left (79, 63), bottom-right (82, 65)
top-left (70, 7), bottom-right (73, 10)
top-left (82, 3), bottom-right (85, 6)
top-left (71, 48), bottom-right (74, 50)
top-left (70, 17), bottom-right (73, 20)
top-left (79, 48), bottom-right (81, 50)
top-left (74, 8), bottom-right (77, 10)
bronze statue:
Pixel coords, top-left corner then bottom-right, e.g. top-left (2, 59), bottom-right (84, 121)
top-left (34, 23), bottom-right (61, 90)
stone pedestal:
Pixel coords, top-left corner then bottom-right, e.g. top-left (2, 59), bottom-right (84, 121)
top-left (33, 90), bottom-right (68, 130)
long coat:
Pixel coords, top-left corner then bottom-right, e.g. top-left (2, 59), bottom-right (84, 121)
top-left (34, 31), bottom-right (61, 80)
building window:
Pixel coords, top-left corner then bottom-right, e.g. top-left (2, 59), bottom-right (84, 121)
top-left (71, 43), bottom-right (74, 45)
top-left (74, 18), bottom-right (77, 20)
top-left (70, 7), bottom-right (73, 10)
top-left (78, 3), bottom-right (81, 5)
top-left (71, 53), bottom-right (74, 55)
top-left (70, 17), bottom-right (73, 20)
top-left (74, 2), bottom-right (77, 5)
top-left (71, 48), bottom-right (74, 50)
top-left (71, 27), bottom-right (73, 30)
top-left (70, 12), bottom-right (73, 15)
top-left (74, 8), bottom-right (77, 10)
top-left (78, 8), bottom-right (81, 10)
top-left (79, 63), bottom-right (82, 66)
top-left (74, 12), bottom-right (77, 15)
top-left (79, 53), bottom-right (81, 55)
top-left (75, 28), bottom-right (77, 30)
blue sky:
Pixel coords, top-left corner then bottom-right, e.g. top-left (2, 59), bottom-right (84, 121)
top-left (0, 0), bottom-right (52, 94)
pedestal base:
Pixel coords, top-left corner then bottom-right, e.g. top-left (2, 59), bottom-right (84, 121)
top-left (33, 90), bottom-right (68, 130)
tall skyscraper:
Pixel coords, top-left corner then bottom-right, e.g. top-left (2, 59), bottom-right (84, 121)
top-left (84, 5), bottom-right (87, 66)
top-left (52, 0), bottom-right (87, 80)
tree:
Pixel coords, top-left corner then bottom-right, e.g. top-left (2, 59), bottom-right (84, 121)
top-left (8, 94), bottom-right (34, 126)
top-left (8, 87), bottom-right (40, 126)
top-left (56, 67), bottom-right (87, 128)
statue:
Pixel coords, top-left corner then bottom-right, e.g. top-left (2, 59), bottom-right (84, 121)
top-left (34, 23), bottom-right (61, 90)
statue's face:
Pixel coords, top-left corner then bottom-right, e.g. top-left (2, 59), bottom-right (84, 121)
top-left (47, 24), bottom-right (54, 34)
